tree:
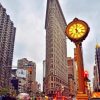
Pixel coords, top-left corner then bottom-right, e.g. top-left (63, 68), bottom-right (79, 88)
top-left (0, 88), bottom-right (9, 95)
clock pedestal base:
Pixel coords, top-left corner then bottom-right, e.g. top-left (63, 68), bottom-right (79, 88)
top-left (76, 92), bottom-right (88, 100)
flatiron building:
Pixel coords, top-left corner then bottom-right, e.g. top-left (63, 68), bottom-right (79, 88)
top-left (44, 0), bottom-right (69, 96)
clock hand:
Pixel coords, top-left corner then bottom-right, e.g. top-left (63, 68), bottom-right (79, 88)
top-left (76, 24), bottom-right (78, 34)
top-left (75, 29), bottom-right (77, 33)
top-left (75, 24), bottom-right (78, 33)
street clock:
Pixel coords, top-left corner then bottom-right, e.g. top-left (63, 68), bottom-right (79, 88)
top-left (65, 18), bottom-right (90, 42)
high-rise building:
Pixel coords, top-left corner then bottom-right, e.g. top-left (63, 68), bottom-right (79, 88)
top-left (93, 65), bottom-right (98, 91)
top-left (43, 60), bottom-right (46, 92)
top-left (67, 57), bottom-right (76, 97)
top-left (44, 0), bottom-right (68, 96)
top-left (74, 48), bottom-right (78, 94)
top-left (17, 58), bottom-right (39, 95)
top-left (17, 58), bottom-right (36, 82)
top-left (93, 44), bottom-right (100, 91)
top-left (0, 3), bottom-right (16, 88)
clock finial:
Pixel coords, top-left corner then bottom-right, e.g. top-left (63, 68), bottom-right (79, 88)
top-left (73, 18), bottom-right (78, 21)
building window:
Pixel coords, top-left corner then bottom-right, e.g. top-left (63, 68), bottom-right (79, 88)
top-left (51, 83), bottom-right (53, 88)
top-left (50, 54), bottom-right (53, 58)
top-left (51, 76), bottom-right (53, 81)
top-left (50, 64), bottom-right (53, 68)
top-left (54, 77), bottom-right (55, 81)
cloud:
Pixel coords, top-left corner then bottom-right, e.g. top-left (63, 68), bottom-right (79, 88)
top-left (12, 0), bottom-right (46, 61)
top-left (36, 62), bottom-right (43, 89)
top-left (0, 0), bottom-right (21, 24)
top-left (14, 0), bottom-right (47, 85)
top-left (0, 0), bottom-right (46, 84)
top-left (1, 0), bottom-right (100, 87)
top-left (60, 0), bottom-right (100, 82)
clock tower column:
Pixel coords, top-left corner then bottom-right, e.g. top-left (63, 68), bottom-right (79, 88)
top-left (75, 42), bottom-right (85, 93)
top-left (65, 18), bottom-right (90, 100)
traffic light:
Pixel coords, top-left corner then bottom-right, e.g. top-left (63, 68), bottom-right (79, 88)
top-left (84, 70), bottom-right (90, 82)
top-left (84, 71), bottom-right (89, 79)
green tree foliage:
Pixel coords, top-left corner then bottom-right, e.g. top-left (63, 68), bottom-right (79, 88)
top-left (0, 88), bottom-right (9, 95)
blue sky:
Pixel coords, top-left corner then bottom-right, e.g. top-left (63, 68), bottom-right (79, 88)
top-left (1, 0), bottom-right (100, 89)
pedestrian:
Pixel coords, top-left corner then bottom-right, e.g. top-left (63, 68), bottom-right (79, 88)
top-left (0, 96), bottom-right (2, 100)
top-left (10, 96), bottom-right (16, 100)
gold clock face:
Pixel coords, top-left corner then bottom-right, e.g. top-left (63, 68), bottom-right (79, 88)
top-left (65, 18), bottom-right (90, 42)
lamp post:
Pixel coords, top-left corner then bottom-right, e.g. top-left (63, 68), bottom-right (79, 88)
top-left (65, 18), bottom-right (90, 99)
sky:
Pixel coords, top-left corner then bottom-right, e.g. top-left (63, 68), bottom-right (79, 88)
top-left (0, 0), bottom-right (100, 89)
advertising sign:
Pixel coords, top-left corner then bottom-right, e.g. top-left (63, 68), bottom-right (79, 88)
top-left (16, 69), bottom-right (27, 78)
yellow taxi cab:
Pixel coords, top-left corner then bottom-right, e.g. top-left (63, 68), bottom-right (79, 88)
top-left (90, 92), bottom-right (100, 100)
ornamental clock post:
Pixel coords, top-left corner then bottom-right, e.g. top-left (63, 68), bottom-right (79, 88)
top-left (65, 18), bottom-right (90, 100)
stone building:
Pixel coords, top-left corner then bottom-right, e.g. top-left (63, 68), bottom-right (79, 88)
top-left (17, 58), bottom-right (39, 95)
top-left (67, 57), bottom-right (77, 97)
top-left (0, 3), bottom-right (16, 88)
top-left (44, 0), bottom-right (68, 96)
top-left (93, 44), bottom-right (100, 91)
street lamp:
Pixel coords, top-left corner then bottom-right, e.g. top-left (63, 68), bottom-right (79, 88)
top-left (65, 18), bottom-right (90, 100)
